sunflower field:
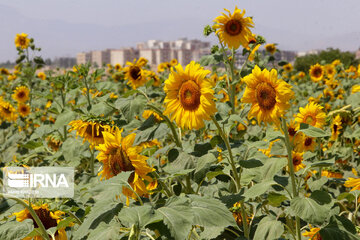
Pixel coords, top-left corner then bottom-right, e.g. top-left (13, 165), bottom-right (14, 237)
top-left (1, 6), bottom-right (360, 240)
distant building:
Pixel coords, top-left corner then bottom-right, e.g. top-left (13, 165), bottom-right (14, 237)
top-left (110, 48), bottom-right (138, 66)
top-left (355, 48), bottom-right (360, 59)
top-left (91, 49), bottom-right (111, 67)
top-left (76, 52), bottom-right (91, 65)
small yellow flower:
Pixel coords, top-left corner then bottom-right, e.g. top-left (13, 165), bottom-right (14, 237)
top-left (14, 33), bottom-right (30, 49)
top-left (37, 71), bottom-right (46, 80)
top-left (265, 43), bottom-right (276, 54)
top-left (12, 86), bottom-right (30, 103)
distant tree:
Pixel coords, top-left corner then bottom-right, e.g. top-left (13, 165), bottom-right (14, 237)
top-left (294, 48), bottom-right (359, 72)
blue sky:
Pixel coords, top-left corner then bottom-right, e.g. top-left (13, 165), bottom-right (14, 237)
top-left (1, 0), bottom-right (359, 61)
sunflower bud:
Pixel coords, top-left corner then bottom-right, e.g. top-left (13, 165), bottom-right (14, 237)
top-left (203, 25), bottom-right (214, 37)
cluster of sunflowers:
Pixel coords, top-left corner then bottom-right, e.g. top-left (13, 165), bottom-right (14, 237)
top-left (1, 5), bottom-right (360, 240)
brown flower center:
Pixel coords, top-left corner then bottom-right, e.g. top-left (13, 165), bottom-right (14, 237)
top-left (17, 91), bottom-right (25, 99)
top-left (292, 156), bottom-right (302, 166)
top-left (29, 208), bottom-right (58, 230)
top-left (304, 137), bottom-right (313, 147)
top-left (255, 82), bottom-right (277, 110)
top-left (312, 67), bottom-right (323, 78)
top-left (288, 127), bottom-right (296, 137)
top-left (333, 124), bottom-right (338, 133)
top-left (179, 80), bottom-right (201, 111)
top-left (109, 147), bottom-right (135, 175)
top-left (2, 106), bottom-right (11, 114)
top-left (225, 19), bottom-right (242, 36)
top-left (130, 66), bottom-right (141, 80)
top-left (19, 37), bottom-right (27, 46)
top-left (304, 115), bottom-right (315, 125)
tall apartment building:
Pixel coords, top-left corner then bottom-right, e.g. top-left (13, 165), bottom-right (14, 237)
top-left (91, 49), bottom-right (111, 67)
top-left (76, 52), bottom-right (91, 65)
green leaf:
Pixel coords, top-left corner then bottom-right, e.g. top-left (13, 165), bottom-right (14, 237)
top-left (163, 152), bottom-right (195, 175)
top-left (239, 159), bottom-right (263, 168)
top-left (54, 110), bottom-right (77, 129)
top-left (89, 101), bottom-right (114, 116)
top-left (194, 153), bottom-right (217, 184)
top-left (253, 216), bottom-right (284, 240)
top-left (0, 219), bottom-right (34, 240)
top-left (244, 180), bottom-right (276, 200)
top-left (298, 123), bottom-right (330, 137)
top-left (156, 196), bottom-right (193, 240)
top-left (115, 96), bottom-right (146, 122)
top-left (310, 190), bottom-right (332, 205)
top-left (267, 192), bottom-right (288, 207)
top-left (311, 158), bottom-right (335, 168)
top-left (188, 195), bottom-right (237, 239)
top-left (289, 196), bottom-right (331, 224)
top-left (319, 215), bottom-right (358, 240)
top-left (19, 140), bottom-right (43, 149)
top-left (118, 205), bottom-right (162, 229)
top-left (261, 157), bottom-right (288, 180)
top-left (308, 177), bottom-right (328, 191)
top-left (87, 221), bottom-right (120, 240)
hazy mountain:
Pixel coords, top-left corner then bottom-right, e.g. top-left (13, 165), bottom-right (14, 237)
top-left (1, 4), bottom-right (359, 62)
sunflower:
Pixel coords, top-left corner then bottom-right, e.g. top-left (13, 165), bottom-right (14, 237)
top-left (0, 101), bottom-right (18, 122)
top-left (96, 128), bottom-right (155, 205)
top-left (68, 120), bottom-right (116, 148)
top-left (12, 86), bottom-right (30, 103)
top-left (309, 64), bottom-right (324, 82)
top-left (37, 72), bottom-right (46, 80)
top-left (170, 59), bottom-right (178, 66)
top-left (0, 68), bottom-right (9, 75)
top-left (321, 170), bottom-right (343, 179)
top-left (265, 43), bottom-right (276, 54)
top-left (287, 119), bottom-right (298, 143)
top-left (15, 33), bottom-right (30, 49)
top-left (114, 63), bottom-right (122, 71)
top-left (330, 115), bottom-right (342, 141)
top-left (163, 61), bottom-right (217, 130)
top-left (298, 71), bottom-right (305, 79)
top-left (230, 202), bottom-right (252, 226)
top-left (283, 63), bottom-right (293, 72)
top-left (295, 133), bottom-right (317, 152)
top-left (123, 59), bottom-right (148, 89)
top-left (324, 64), bottom-right (335, 78)
top-left (13, 202), bottom-right (71, 240)
top-left (142, 110), bottom-right (163, 122)
top-left (323, 88), bottom-right (334, 101)
top-left (157, 62), bottom-right (167, 73)
top-left (18, 103), bottom-right (31, 117)
top-left (295, 102), bottom-right (326, 129)
top-left (47, 135), bottom-right (62, 151)
top-left (241, 65), bottom-right (294, 125)
top-left (344, 178), bottom-right (360, 191)
top-left (302, 226), bottom-right (321, 240)
top-left (213, 6), bottom-right (254, 49)
top-left (292, 151), bottom-right (305, 172)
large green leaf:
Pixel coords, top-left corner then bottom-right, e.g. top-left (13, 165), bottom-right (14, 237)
top-left (188, 195), bottom-right (237, 239)
top-left (54, 110), bottom-right (77, 129)
top-left (289, 196), bottom-right (331, 224)
top-left (194, 153), bottom-right (217, 184)
top-left (87, 221), bottom-right (121, 240)
top-left (118, 204), bottom-right (162, 229)
top-left (298, 123), bottom-right (330, 137)
top-left (0, 219), bottom-right (34, 240)
top-left (253, 216), bottom-right (284, 240)
top-left (319, 215), bottom-right (359, 240)
top-left (244, 180), bottom-right (276, 200)
top-left (156, 196), bottom-right (194, 240)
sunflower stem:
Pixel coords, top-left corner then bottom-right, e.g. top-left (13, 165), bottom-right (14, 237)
top-left (153, 171), bottom-right (172, 197)
top-left (240, 200), bottom-right (250, 239)
top-left (1, 194), bottom-right (50, 240)
top-left (146, 103), bottom-right (182, 148)
top-left (281, 118), bottom-right (301, 240)
top-left (229, 48), bottom-right (237, 114)
top-left (90, 148), bottom-right (95, 176)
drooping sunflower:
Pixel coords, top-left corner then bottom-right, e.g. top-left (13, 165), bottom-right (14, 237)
top-left (0, 68), bottom-right (9, 75)
top-left (13, 202), bottom-right (71, 240)
top-left (330, 115), bottom-right (342, 141)
top-left (47, 135), bottom-right (62, 151)
top-left (213, 6), bottom-right (254, 49)
top-left (12, 86), bottom-right (30, 103)
top-left (96, 128), bottom-right (156, 205)
top-left (0, 101), bottom-right (18, 122)
top-left (68, 120), bottom-right (116, 148)
top-left (295, 102), bottom-right (326, 129)
top-left (309, 64), bottom-right (324, 82)
top-left (14, 33), bottom-right (30, 49)
top-left (321, 170), bottom-right (343, 179)
top-left (265, 43), bottom-right (276, 55)
top-left (291, 151), bottom-right (305, 172)
top-left (123, 59), bottom-right (148, 89)
top-left (241, 65), bottom-right (294, 125)
top-left (344, 177), bottom-right (360, 191)
top-left (18, 103), bottom-right (31, 117)
top-left (37, 71), bottom-right (46, 80)
top-left (248, 44), bottom-right (261, 62)
top-left (163, 61), bottom-right (217, 130)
